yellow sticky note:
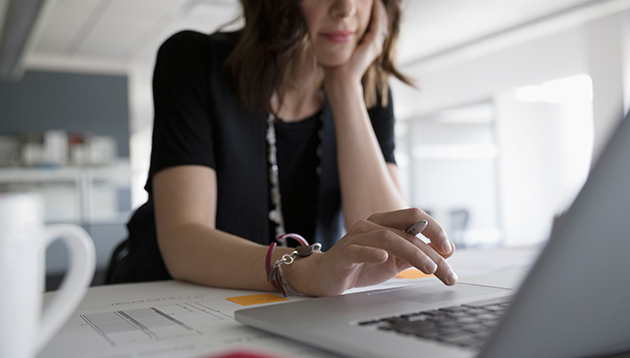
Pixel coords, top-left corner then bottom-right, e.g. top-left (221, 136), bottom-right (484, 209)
top-left (396, 269), bottom-right (433, 280)
top-left (226, 293), bottom-right (289, 306)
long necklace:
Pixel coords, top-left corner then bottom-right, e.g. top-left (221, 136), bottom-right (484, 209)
top-left (266, 111), bottom-right (324, 245)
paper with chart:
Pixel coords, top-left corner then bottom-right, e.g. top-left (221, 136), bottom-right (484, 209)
top-left (38, 281), bottom-right (338, 358)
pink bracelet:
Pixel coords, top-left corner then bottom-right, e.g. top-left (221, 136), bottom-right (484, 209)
top-left (265, 234), bottom-right (308, 274)
top-left (265, 234), bottom-right (316, 296)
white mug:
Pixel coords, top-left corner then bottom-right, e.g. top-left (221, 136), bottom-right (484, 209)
top-left (0, 193), bottom-right (96, 358)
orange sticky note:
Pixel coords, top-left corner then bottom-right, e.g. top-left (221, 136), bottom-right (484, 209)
top-left (226, 293), bottom-right (289, 306)
top-left (396, 269), bottom-right (433, 279)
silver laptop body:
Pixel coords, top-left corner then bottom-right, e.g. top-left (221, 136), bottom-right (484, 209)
top-left (235, 110), bottom-right (630, 358)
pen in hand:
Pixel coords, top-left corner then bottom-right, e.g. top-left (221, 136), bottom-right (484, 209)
top-left (404, 220), bottom-right (428, 236)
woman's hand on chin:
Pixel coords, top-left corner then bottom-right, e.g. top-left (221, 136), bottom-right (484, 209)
top-left (323, 0), bottom-right (388, 88)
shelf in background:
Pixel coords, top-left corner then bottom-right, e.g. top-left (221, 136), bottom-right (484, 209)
top-left (0, 159), bottom-right (131, 224)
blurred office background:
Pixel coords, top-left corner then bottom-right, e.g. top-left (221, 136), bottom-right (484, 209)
top-left (0, 0), bottom-right (628, 288)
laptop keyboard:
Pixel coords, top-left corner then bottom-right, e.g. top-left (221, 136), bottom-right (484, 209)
top-left (357, 297), bottom-right (511, 350)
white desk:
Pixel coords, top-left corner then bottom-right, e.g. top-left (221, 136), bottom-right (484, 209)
top-left (38, 248), bottom-right (538, 358)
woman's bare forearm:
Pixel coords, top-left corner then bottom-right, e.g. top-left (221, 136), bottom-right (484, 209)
top-left (152, 166), bottom-right (298, 291)
top-left (326, 79), bottom-right (407, 228)
top-left (157, 222), bottom-right (297, 290)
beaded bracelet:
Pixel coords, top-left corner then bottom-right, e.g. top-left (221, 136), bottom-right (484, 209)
top-left (266, 234), bottom-right (322, 297)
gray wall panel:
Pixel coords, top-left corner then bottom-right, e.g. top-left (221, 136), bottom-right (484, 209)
top-left (0, 70), bottom-right (129, 156)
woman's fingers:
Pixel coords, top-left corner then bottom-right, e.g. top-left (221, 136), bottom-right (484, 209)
top-left (329, 213), bottom-right (458, 287)
top-left (366, 1), bottom-right (388, 56)
top-left (341, 244), bottom-right (389, 268)
top-left (429, 241), bottom-right (456, 260)
top-left (405, 234), bottom-right (458, 285)
top-left (363, 0), bottom-right (386, 45)
top-left (368, 208), bottom-right (454, 256)
top-left (344, 215), bottom-right (458, 285)
top-left (380, 230), bottom-right (457, 285)
top-left (420, 217), bottom-right (453, 256)
top-left (347, 228), bottom-right (448, 278)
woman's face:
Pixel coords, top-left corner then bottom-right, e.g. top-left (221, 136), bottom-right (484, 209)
top-left (300, 0), bottom-right (374, 67)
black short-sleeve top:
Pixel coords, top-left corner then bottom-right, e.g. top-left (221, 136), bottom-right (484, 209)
top-left (122, 30), bottom-right (397, 283)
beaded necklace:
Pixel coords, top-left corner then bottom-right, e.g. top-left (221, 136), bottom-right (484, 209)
top-left (266, 110), bottom-right (324, 244)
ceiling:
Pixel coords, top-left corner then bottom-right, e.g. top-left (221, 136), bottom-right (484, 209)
top-left (21, 0), bottom-right (243, 74)
top-left (2, 0), bottom-right (627, 78)
top-left (398, 0), bottom-right (610, 64)
top-left (0, 0), bottom-right (628, 80)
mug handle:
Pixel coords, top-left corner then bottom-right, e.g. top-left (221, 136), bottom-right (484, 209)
top-left (36, 224), bottom-right (96, 353)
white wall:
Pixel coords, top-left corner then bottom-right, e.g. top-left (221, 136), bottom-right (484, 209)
top-left (128, 65), bottom-right (154, 208)
top-left (625, 10), bottom-right (630, 113)
top-left (401, 109), bottom-right (501, 248)
top-left (394, 11), bottom-right (629, 247)
top-left (494, 96), bottom-right (593, 246)
top-left (394, 10), bottom-right (629, 154)
top-left (584, 12), bottom-right (628, 163)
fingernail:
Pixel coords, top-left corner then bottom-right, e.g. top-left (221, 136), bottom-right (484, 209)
top-left (424, 260), bottom-right (438, 274)
top-left (447, 271), bottom-right (458, 285)
top-left (374, 250), bottom-right (388, 261)
top-left (442, 241), bottom-right (452, 254)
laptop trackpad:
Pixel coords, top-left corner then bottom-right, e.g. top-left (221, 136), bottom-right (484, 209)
top-left (370, 282), bottom-right (510, 304)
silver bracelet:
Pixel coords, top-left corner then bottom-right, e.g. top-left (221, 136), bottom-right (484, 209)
top-left (268, 243), bottom-right (322, 297)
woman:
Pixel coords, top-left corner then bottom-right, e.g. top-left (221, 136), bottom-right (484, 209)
top-left (108, 0), bottom-right (458, 297)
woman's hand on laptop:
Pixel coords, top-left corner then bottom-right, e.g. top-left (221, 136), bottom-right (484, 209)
top-left (284, 208), bottom-right (458, 297)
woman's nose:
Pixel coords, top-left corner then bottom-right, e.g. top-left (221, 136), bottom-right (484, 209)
top-left (330, 0), bottom-right (357, 19)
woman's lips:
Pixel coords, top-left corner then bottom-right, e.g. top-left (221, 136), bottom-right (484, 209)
top-left (321, 30), bottom-right (355, 44)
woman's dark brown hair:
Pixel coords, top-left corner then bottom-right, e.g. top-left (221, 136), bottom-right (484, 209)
top-left (226, 0), bottom-right (413, 113)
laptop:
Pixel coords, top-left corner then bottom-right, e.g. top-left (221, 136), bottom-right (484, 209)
top-left (235, 110), bottom-right (630, 358)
